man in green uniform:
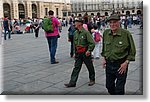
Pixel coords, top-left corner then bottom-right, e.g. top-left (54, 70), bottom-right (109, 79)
top-left (64, 19), bottom-right (96, 87)
top-left (101, 14), bottom-right (136, 95)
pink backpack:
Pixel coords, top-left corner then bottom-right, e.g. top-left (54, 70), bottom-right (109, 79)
top-left (94, 32), bottom-right (102, 42)
top-left (83, 24), bottom-right (88, 31)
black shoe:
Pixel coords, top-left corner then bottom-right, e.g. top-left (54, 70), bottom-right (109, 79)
top-left (64, 83), bottom-right (76, 88)
top-left (88, 80), bottom-right (95, 86)
top-left (95, 57), bottom-right (100, 59)
top-left (51, 61), bottom-right (59, 64)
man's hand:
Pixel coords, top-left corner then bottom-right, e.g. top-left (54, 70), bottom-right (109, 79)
top-left (35, 26), bottom-right (38, 30)
top-left (102, 58), bottom-right (106, 68)
top-left (118, 60), bottom-right (129, 74)
top-left (85, 51), bottom-right (90, 56)
top-left (68, 39), bottom-right (71, 42)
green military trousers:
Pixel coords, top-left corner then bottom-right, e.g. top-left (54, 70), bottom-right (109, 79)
top-left (69, 53), bottom-right (95, 84)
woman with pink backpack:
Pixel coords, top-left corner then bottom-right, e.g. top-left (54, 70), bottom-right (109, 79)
top-left (91, 25), bottom-right (103, 59)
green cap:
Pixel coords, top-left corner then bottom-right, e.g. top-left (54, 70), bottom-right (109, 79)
top-left (107, 14), bottom-right (120, 21)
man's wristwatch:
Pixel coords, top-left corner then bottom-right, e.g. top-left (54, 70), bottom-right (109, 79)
top-left (125, 60), bottom-right (130, 64)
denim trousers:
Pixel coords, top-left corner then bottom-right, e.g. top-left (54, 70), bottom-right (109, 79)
top-left (46, 36), bottom-right (58, 64)
top-left (105, 59), bottom-right (128, 95)
top-left (4, 27), bottom-right (11, 40)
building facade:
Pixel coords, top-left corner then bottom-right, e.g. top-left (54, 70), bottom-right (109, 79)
top-left (71, 0), bottom-right (143, 16)
top-left (0, 0), bottom-right (72, 19)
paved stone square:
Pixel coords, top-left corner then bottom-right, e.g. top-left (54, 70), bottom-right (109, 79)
top-left (1, 25), bottom-right (143, 95)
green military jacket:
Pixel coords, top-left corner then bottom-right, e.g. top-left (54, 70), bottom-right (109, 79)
top-left (101, 27), bottom-right (136, 61)
top-left (73, 27), bottom-right (95, 53)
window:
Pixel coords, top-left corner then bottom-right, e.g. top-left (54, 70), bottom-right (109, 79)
top-left (122, 10), bottom-right (124, 13)
top-left (79, 8), bottom-right (81, 11)
top-left (86, 5), bottom-right (87, 10)
top-left (117, 4), bottom-right (119, 8)
top-left (63, 12), bottom-right (67, 17)
top-left (68, 12), bottom-right (71, 16)
top-left (45, 8), bottom-right (48, 16)
top-left (132, 10), bottom-right (135, 13)
top-left (82, 3), bottom-right (84, 11)
top-left (56, 8), bottom-right (59, 16)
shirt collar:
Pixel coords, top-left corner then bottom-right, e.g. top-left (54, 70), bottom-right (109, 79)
top-left (78, 27), bottom-right (84, 33)
top-left (108, 27), bottom-right (122, 36)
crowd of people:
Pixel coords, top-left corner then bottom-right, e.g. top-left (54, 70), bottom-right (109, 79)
top-left (0, 17), bottom-right (44, 40)
top-left (0, 10), bottom-right (140, 95)
top-left (0, 12), bottom-right (143, 41)
top-left (41, 11), bottom-right (136, 95)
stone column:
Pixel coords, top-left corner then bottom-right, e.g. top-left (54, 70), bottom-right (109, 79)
top-left (0, 0), bottom-right (4, 18)
top-left (25, 1), bottom-right (32, 18)
top-left (49, 3), bottom-right (57, 16)
top-left (49, 3), bottom-right (53, 11)
top-left (12, 0), bottom-right (19, 19)
top-left (59, 4), bottom-right (63, 18)
top-left (38, 2), bottom-right (44, 18)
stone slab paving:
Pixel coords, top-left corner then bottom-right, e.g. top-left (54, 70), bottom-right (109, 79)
top-left (1, 25), bottom-right (143, 95)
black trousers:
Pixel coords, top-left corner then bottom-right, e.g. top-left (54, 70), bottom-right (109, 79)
top-left (70, 36), bottom-right (74, 57)
top-left (69, 53), bottom-right (95, 84)
top-left (105, 58), bottom-right (128, 95)
top-left (34, 29), bottom-right (39, 38)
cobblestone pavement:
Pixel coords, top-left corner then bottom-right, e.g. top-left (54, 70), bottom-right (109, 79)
top-left (1, 25), bottom-right (143, 95)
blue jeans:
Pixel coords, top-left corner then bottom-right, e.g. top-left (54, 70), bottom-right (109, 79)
top-left (4, 27), bottom-right (11, 40)
top-left (46, 36), bottom-right (58, 64)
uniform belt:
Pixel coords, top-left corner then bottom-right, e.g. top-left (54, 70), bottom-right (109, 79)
top-left (76, 45), bottom-right (87, 53)
top-left (106, 57), bottom-right (126, 63)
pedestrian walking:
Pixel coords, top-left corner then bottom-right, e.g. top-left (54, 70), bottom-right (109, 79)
top-left (64, 19), bottom-right (96, 87)
top-left (2, 16), bottom-right (11, 40)
top-left (128, 16), bottom-right (132, 28)
top-left (124, 16), bottom-right (128, 29)
top-left (101, 14), bottom-right (136, 95)
top-left (33, 19), bottom-right (40, 38)
top-left (43, 10), bottom-right (61, 64)
top-left (68, 21), bottom-right (76, 57)
top-left (87, 18), bottom-right (94, 34)
top-left (91, 25), bottom-right (102, 59)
